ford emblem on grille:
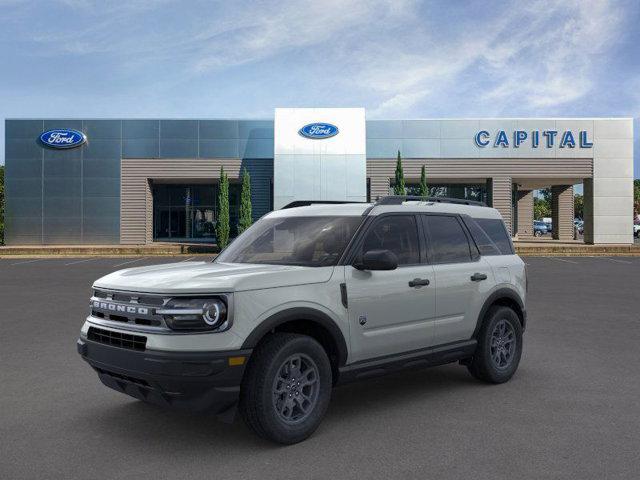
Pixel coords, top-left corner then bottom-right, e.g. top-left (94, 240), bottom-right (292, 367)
top-left (298, 123), bottom-right (339, 139)
top-left (39, 129), bottom-right (87, 149)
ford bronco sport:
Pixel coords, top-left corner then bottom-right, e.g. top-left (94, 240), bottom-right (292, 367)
top-left (78, 196), bottom-right (527, 444)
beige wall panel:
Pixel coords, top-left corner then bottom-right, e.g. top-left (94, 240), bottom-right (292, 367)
top-left (121, 158), bottom-right (242, 244)
top-left (491, 177), bottom-right (513, 234)
top-left (552, 185), bottom-right (574, 241)
top-left (516, 190), bottom-right (534, 239)
top-left (366, 157), bottom-right (592, 201)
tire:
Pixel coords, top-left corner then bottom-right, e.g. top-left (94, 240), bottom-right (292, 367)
top-left (239, 333), bottom-right (332, 444)
top-left (534, 230), bottom-right (542, 237)
top-left (467, 306), bottom-right (523, 384)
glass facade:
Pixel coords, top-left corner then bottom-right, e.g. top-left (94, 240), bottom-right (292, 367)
top-left (4, 119), bottom-right (274, 245)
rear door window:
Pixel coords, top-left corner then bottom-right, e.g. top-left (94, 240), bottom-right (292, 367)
top-left (422, 215), bottom-right (472, 264)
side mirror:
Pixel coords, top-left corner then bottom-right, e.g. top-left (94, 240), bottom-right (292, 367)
top-left (354, 249), bottom-right (398, 271)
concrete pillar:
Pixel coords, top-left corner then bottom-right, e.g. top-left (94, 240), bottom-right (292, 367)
top-left (583, 179), bottom-right (594, 244)
top-left (552, 185), bottom-right (574, 241)
top-left (516, 190), bottom-right (534, 239)
top-left (489, 177), bottom-right (513, 235)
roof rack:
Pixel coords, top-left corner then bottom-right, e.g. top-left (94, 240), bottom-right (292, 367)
top-left (375, 195), bottom-right (486, 207)
top-left (281, 200), bottom-right (366, 209)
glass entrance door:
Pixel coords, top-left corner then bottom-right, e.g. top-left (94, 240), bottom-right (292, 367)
top-left (152, 183), bottom-right (240, 243)
top-left (153, 184), bottom-right (216, 242)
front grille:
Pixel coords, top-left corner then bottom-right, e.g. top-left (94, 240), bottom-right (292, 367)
top-left (90, 310), bottom-right (162, 326)
top-left (88, 326), bottom-right (147, 351)
top-left (94, 290), bottom-right (162, 306)
top-left (90, 289), bottom-right (169, 331)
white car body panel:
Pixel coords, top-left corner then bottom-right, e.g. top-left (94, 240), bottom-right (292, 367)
top-left (81, 200), bottom-right (526, 365)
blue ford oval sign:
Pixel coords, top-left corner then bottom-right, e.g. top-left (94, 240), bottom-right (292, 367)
top-left (39, 129), bottom-right (86, 149)
top-left (298, 123), bottom-right (339, 139)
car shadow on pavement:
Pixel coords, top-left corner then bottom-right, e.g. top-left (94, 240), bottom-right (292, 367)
top-left (328, 364), bottom-right (481, 416)
top-left (82, 363), bottom-right (486, 449)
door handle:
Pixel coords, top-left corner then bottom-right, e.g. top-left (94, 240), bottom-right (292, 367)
top-left (470, 273), bottom-right (488, 282)
top-left (409, 278), bottom-right (430, 287)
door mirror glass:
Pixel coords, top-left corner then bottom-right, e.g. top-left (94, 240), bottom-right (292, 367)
top-left (355, 249), bottom-right (398, 271)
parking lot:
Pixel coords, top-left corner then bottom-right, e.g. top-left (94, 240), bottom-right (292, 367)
top-left (1, 255), bottom-right (639, 479)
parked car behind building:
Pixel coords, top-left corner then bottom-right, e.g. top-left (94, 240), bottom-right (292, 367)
top-left (533, 220), bottom-right (548, 237)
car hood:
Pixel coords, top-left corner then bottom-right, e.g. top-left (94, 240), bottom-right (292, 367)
top-left (93, 261), bottom-right (335, 294)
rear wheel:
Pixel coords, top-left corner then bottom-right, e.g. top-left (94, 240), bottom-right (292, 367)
top-left (239, 333), bottom-right (332, 444)
top-left (467, 306), bottom-right (523, 383)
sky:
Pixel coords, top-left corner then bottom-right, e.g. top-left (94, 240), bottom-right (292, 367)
top-left (0, 0), bottom-right (638, 177)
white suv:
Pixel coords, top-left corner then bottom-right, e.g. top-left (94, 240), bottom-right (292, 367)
top-left (78, 196), bottom-right (527, 444)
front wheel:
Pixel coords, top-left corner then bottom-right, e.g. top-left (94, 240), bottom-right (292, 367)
top-left (239, 333), bottom-right (332, 444)
top-left (467, 306), bottom-right (523, 384)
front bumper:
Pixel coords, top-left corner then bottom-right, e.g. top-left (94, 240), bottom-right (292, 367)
top-left (77, 337), bottom-right (251, 414)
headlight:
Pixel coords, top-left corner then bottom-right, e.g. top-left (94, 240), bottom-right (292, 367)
top-left (157, 297), bottom-right (230, 332)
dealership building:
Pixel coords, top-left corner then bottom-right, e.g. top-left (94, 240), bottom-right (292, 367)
top-left (4, 109), bottom-right (634, 245)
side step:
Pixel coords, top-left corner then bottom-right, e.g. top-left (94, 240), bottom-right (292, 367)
top-left (336, 340), bottom-right (477, 384)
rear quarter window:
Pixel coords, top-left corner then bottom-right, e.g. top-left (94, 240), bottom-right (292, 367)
top-left (470, 217), bottom-right (514, 255)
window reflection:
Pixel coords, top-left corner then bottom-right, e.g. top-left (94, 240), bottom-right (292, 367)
top-left (152, 183), bottom-right (240, 242)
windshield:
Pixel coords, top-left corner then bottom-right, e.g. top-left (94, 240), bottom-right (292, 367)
top-left (215, 216), bottom-right (363, 267)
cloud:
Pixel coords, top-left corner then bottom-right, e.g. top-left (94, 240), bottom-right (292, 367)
top-left (1, 0), bottom-right (635, 116)
top-left (478, 0), bottom-right (623, 111)
top-left (357, 0), bottom-right (627, 116)
top-left (191, 0), bottom-right (417, 72)
top-left (368, 89), bottom-right (430, 117)
top-left (7, 0), bottom-right (626, 118)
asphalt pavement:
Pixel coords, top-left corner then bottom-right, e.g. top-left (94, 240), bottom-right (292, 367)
top-left (1, 255), bottom-right (639, 479)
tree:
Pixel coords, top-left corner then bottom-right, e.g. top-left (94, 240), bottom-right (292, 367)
top-left (0, 165), bottom-right (4, 245)
top-left (238, 168), bottom-right (252, 235)
top-left (393, 150), bottom-right (405, 195)
top-left (534, 197), bottom-right (550, 220)
top-left (216, 166), bottom-right (230, 250)
top-left (419, 165), bottom-right (428, 197)
top-left (533, 188), bottom-right (551, 220)
top-left (574, 193), bottom-right (584, 220)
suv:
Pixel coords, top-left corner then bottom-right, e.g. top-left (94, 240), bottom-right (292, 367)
top-left (533, 220), bottom-right (548, 237)
top-left (78, 196), bottom-right (526, 444)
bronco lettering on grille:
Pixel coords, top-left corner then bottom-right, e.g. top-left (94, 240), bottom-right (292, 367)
top-left (92, 301), bottom-right (149, 315)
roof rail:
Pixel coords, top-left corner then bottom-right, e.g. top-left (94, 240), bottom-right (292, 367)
top-left (281, 200), bottom-right (366, 209)
top-left (375, 195), bottom-right (487, 207)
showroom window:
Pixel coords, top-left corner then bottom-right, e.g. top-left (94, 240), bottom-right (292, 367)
top-left (152, 183), bottom-right (240, 242)
top-left (393, 183), bottom-right (488, 203)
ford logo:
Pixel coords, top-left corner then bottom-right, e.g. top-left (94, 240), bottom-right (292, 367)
top-left (298, 123), bottom-right (339, 139)
top-left (39, 129), bottom-right (86, 149)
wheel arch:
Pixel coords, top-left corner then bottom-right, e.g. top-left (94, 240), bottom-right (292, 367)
top-left (241, 307), bottom-right (349, 378)
top-left (472, 288), bottom-right (526, 338)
